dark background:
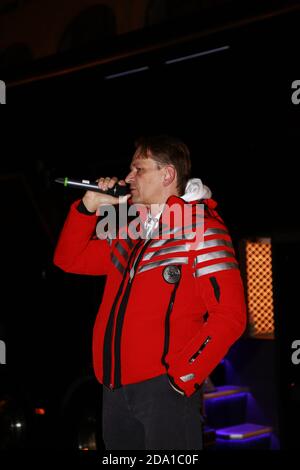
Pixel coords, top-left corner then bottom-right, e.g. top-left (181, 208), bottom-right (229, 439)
top-left (1, 0), bottom-right (300, 456)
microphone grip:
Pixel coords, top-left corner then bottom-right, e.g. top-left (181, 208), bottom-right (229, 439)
top-left (55, 177), bottom-right (130, 197)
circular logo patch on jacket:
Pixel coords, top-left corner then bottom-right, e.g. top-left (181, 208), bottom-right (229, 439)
top-left (162, 265), bottom-right (181, 284)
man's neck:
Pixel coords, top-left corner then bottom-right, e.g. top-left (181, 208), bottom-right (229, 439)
top-left (146, 191), bottom-right (180, 218)
top-left (146, 203), bottom-right (165, 219)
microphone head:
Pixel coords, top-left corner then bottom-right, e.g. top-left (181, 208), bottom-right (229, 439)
top-left (113, 184), bottom-right (130, 197)
top-left (54, 176), bottom-right (130, 197)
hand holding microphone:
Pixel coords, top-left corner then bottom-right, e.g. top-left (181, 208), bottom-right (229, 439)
top-left (84, 177), bottom-right (131, 214)
top-left (55, 176), bottom-right (131, 214)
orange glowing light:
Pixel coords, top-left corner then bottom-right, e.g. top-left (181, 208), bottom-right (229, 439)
top-left (245, 238), bottom-right (275, 338)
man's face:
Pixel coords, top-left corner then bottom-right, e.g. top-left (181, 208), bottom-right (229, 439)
top-left (125, 150), bottom-right (165, 205)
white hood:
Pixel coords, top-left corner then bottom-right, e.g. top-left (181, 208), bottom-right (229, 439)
top-left (144, 178), bottom-right (212, 238)
top-left (181, 178), bottom-right (212, 202)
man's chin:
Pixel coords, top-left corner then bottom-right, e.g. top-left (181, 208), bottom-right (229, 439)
top-left (131, 194), bottom-right (142, 204)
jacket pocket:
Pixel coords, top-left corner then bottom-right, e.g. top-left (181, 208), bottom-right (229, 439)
top-left (188, 336), bottom-right (211, 363)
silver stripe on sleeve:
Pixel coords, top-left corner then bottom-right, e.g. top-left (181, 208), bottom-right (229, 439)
top-left (152, 221), bottom-right (203, 240)
top-left (151, 226), bottom-right (225, 245)
top-left (204, 228), bottom-right (228, 237)
top-left (195, 238), bottom-right (233, 251)
top-left (151, 235), bottom-right (191, 248)
top-left (143, 243), bottom-right (190, 261)
top-left (138, 257), bottom-right (189, 274)
top-left (150, 238), bottom-right (172, 248)
top-left (194, 250), bottom-right (236, 265)
top-left (193, 261), bottom-right (238, 278)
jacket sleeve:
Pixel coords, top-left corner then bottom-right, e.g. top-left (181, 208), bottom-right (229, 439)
top-left (53, 200), bottom-right (111, 276)
top-left (167, 239), bottom-right (247, 397)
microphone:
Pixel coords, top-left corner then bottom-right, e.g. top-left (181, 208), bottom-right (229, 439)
top-left (54, 177), bottom-right (130, 197)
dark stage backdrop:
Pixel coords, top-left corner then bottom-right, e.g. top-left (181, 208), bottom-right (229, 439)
top-left (0, 5), bottom-right (300, 455)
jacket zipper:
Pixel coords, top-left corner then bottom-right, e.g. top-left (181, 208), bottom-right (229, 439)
top-left (161, 268), bottom-right (182, 370)
top-left (102, 239), bottom-right (143, 389)
top-left (113, 239), bottom-right (153, 388)
top-left (188, 336), bottom-right (212, 363)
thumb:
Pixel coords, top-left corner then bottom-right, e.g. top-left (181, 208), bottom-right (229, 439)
top-left (119, 194), bottom-right (131, 204)
top-left (95, 194), bottom-right (131, 215)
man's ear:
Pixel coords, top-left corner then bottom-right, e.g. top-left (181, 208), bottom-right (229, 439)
top-left (163, 165), bottom-right (176, 186)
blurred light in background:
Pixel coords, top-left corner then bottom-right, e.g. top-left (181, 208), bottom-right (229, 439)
top-left (245, 238), bottom-right (275, 339)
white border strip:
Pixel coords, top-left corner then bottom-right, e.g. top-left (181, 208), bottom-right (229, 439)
top-left (105, 66), bottom-right (150, 80)
top-left (165, 45), bottom-right (230, 65)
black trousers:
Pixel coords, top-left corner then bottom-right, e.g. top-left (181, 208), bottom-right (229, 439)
top-left (102, 373), bottom-right (203, 450)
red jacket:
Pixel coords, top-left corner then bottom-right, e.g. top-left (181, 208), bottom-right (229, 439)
top-left (53, 196), bottom-right (246, 397)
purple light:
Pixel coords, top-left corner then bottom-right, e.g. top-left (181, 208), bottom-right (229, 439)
top-left (216, 433), bottom-right (271, 443)
top-left (205, 392), bottom-right (249, 403)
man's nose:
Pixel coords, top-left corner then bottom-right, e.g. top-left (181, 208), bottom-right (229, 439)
top-left (125, 170), bottom-right (135, 184)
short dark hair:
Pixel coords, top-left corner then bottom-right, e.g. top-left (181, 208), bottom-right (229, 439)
top-left (134, 135), bottom-right (191, 195)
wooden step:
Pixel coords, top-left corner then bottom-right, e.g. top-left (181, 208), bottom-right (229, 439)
top-left (216, 423), bottom-right (272, 440)
top-left (204, 385), bottom-right (249, 400)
